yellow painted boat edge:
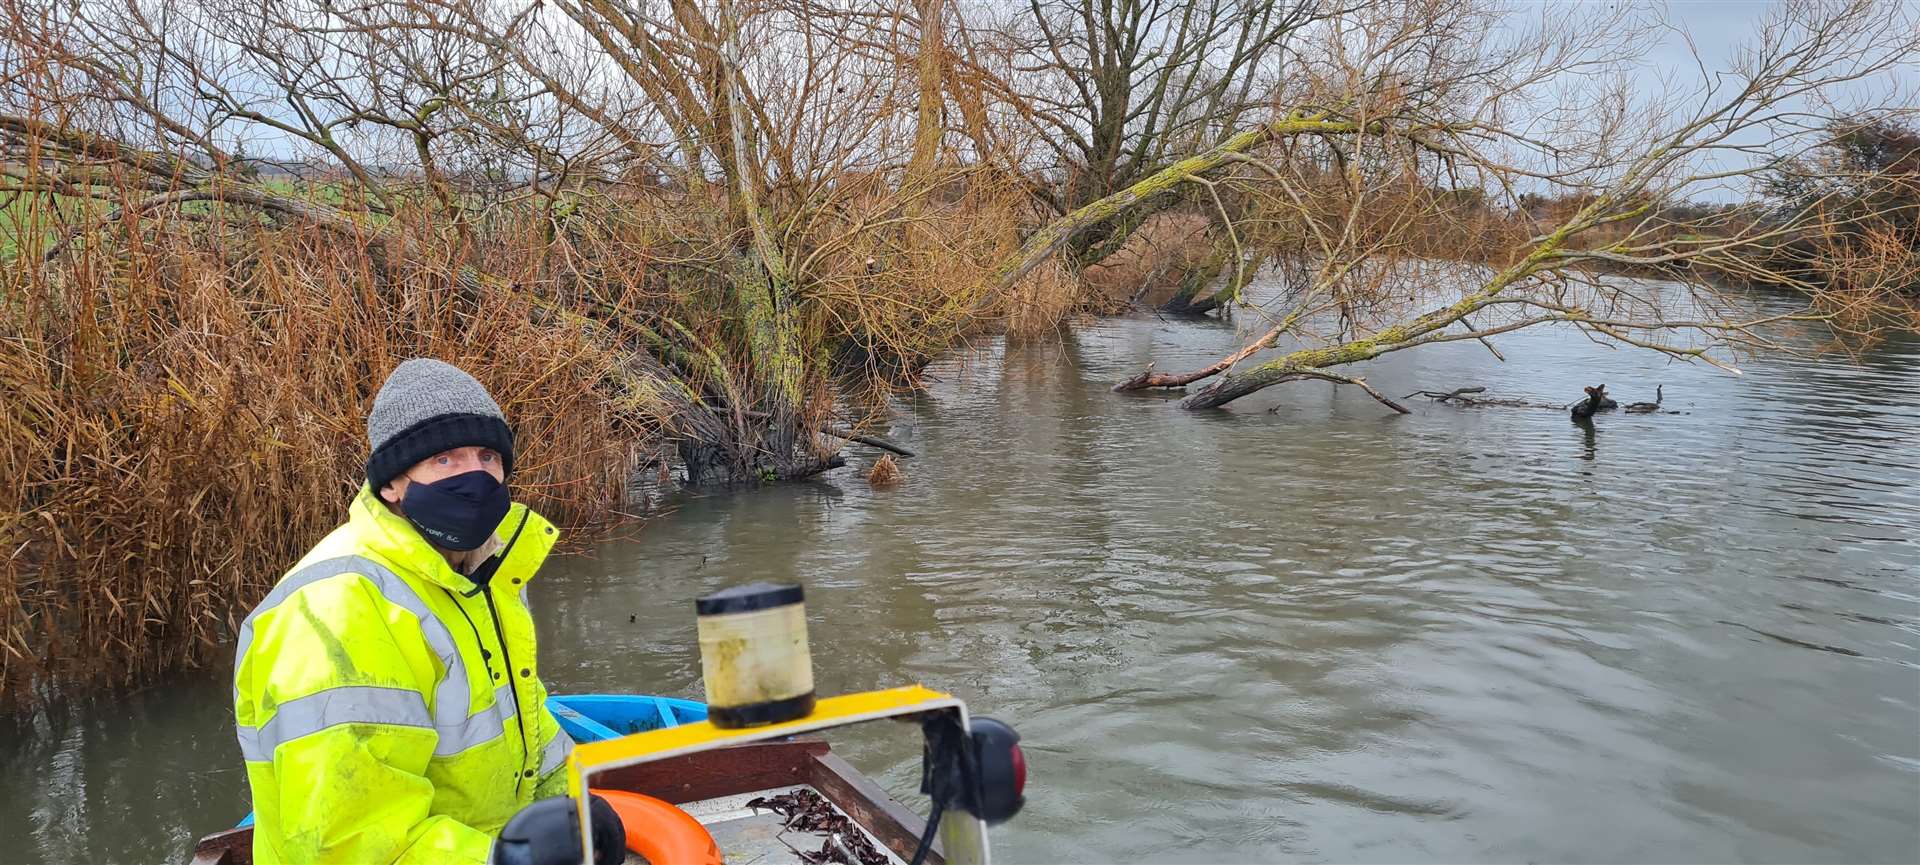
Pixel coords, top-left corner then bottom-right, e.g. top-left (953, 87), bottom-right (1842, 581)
top-left (570, 685), bottom-right (960, 781)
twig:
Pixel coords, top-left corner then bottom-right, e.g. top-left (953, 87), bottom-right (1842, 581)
top-left (1294, 369), bottom-right (1411, 414)
top-left (1457, 316), bottom-right (1506, 362)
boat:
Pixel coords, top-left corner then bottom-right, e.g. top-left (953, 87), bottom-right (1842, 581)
top-left (199, 585), bottom-right (1024, 865)
top-left (190, 693), bottom-right (963, 865)
top-left (548, 693), bottom-right (713, 741)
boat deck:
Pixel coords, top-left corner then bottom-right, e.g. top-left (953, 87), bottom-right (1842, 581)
top-left (647, 784), bottom-right (908, 865)
top-left (191, 741), bottom-right (939, 865)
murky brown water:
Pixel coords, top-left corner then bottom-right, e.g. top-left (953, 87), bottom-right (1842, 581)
top-left (6, 280), bottom-right (1919, 863)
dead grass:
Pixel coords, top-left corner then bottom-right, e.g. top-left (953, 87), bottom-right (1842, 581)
top-left (801, 166), bottom-right (1091, 370)
top-left (0, 212), bottom-right (672, 707)
top-left (1082, 213), bottom-right (1213, 307)
top-left (0, 163), bottom-right (1093, 707)
top-left (864, 455), bottom-right (903, 486)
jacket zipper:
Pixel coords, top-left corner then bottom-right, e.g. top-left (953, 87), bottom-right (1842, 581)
top-left (440, 583), bottom-right (532, 781)
top-left (437, 512), bottom-right (538, 783)
top-left (482, 583), bottom-right (533, 774)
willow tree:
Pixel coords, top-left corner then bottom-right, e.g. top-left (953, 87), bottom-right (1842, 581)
top-left (16, 0), bottom-right (1913, 469)
top-left (1099, 0), bottom-right (1920, 409)
top-left (1001, 0), bottom-right (1329, 267)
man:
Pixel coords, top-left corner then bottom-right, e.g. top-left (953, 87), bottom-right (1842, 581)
top-left (234, 359), bottom-right (578, 864)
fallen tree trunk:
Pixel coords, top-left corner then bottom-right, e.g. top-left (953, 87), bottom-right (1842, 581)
top-left (40, 186), bottom-right (384, 263)
top-left (820, 424), bottom-right (916, 457)
top-left (737, 409), bottom-right (915, 457)
top-left (1158, 242), bottom-right (1229, 315)
top-left (1112, 332), bottom-right (1273, 391)
top-left (1132, 220), bottom-right (1593, 409)
top-left (995, 111), bottom-right (1372, 293)
top-left (1178, 367), bottom-right (1411, 412)
top-left (1403, 386), bottom-right (1488, 402)
top-left (1403, 386), bottom-right (1564, 409)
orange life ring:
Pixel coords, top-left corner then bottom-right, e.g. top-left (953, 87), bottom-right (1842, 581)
top-left (590, 788), bottom-right (725, 865)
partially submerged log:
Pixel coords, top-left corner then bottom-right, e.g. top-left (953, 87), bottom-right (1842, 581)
top-left (735, 409), bottom-right (915, 457)
top-left (1407, 383), bottom-right (1682, 417)
top-left (1122, 364), bottom-right (1409, 413)
top-left (1114, 332), bottom-right (1276, 392)
top-left (821, 424), bottom-right (916, 458)
top-left (1403, 385), bottom-right (1564, 410)
top-left (1403, 386), bottom-right (1487, 402)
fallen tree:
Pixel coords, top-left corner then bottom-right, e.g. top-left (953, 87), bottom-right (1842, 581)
top-left (1105, 0), bottom-right (1919, 410)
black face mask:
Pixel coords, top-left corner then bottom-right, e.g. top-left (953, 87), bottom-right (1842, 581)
top-left (400, 470), bottom-right (511, 552)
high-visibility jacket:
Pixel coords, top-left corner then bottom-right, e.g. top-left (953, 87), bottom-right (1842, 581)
top-left (234, 485), bottom-right (576, 865)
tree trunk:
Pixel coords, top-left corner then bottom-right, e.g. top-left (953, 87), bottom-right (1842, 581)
top-left (908, 0), bottom-right (945, 182)
top-left (1112, 327), bottom-right (1277, 391)
top-left (1072, 191), bottom-right (1180, 270)
top-left (1159, 240), bottom-right (1229, 314)
top-left (1178, 366), bottom-right (1300, 409)
top-left (995, 111), bottom-right (1360, 293)
top-left (669, 3), bottom-right (838, 486)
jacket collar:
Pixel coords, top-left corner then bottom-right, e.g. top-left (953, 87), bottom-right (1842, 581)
top-left (348, 485), bottom-right (559, 594)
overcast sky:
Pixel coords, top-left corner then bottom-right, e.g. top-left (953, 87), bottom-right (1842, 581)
top-left (1502, 0), bottom-right (1915, 200)
top-left (1543, 0), bottom-right (1913, 101)
top-left (1648, 0), bottom-right (1777, 67)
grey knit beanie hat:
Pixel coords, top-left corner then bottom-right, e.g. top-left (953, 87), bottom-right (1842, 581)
top-left (365, 359), bottom-right (515, 491)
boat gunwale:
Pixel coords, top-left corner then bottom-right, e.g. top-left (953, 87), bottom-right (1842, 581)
top-left (186, 739), bottom-right (941, 865)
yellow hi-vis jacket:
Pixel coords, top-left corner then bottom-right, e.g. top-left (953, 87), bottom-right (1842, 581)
top-left (234, 486), bottom-right (576, 864)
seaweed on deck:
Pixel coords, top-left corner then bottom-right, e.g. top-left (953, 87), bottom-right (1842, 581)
top-left (747, 789), bottom-right (892, 865)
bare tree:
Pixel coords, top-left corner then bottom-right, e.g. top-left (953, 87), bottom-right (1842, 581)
top-left (1102, 0), bottom-right (1919, 410)
top-left (995, 0), bottom-right (1332, 266)
top-left (9, 0), bottom-right (1915, 444)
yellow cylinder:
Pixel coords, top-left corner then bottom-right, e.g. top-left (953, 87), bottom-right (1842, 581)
top-left (695, 582), bottom-right (815, 728)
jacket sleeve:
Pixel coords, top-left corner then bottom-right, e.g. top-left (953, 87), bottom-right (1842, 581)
top-left (240, 575), bottom-right (494, 865)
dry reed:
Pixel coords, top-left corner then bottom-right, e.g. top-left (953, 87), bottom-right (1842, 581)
top-left (864, 455), bottom-right (903, 486)
top-left (0, 208), bottom-right (672, 707)
top-left (0, 163), bottom-right (1089, 707)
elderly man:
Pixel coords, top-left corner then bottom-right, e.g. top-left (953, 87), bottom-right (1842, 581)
top-left (233, 359), bottom-right (586, 864)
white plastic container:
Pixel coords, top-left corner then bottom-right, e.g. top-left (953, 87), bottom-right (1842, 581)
top-left (695, 582), bottom-right (815, 727)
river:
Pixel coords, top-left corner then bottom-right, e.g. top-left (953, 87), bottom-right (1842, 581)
top-left (6, 281), bottom-right (1918, 864)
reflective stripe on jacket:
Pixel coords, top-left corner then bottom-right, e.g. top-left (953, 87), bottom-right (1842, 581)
top-left (234, 485), bottom-right (575, 865)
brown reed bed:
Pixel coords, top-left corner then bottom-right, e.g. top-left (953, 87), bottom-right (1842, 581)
top-left (0, 164), bottom-right (1089, 708)
top-left (0, 209), bottom-right (677, 708)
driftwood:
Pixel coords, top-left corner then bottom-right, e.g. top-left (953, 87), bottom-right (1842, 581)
top-left (1403, 385), bottom-right (1566, 410)
top-left (732, 409), bottom-right (917, 457)
top-left (1402, 386), bottom-right (1488, 402)
top-left (1407, 384), bottom-right (1682, 415)
top-left (821, 423), bottom-right (917, 458)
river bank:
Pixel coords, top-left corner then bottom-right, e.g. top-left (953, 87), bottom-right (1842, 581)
top-left (7, 274), bottom-right (1918, 864)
